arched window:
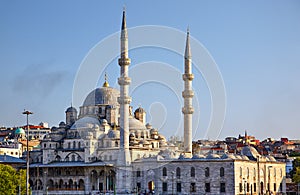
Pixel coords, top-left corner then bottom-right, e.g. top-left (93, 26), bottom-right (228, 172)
top-left (240, 167), bottom-right (242, 176)
top-left (247, 167), bottom-right (249, 177)
top-left (115, 141), bottom-right (118, 147)
top-left (191, 167), bottom-right (195, 177)
top-left (72, 154), bottom-right (75, 161)
top-left (176, 167), bottom-right (181, 178)
top-left (220, 167), bottom-right (224, 177)
top-left (78, 142), bottom-right (81, 148)
top-left (73, 141), bottom-right (76, 148)
top-left (163, 167), bottom-right (167, 176)
top-left (205, 167), bottom-right (210, 177)
top-left (137, 168), bottom-right (141, 177)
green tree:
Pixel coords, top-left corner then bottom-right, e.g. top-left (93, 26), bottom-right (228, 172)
top-left (0, 164), bottom-right (27, 195)
top-left (17, 169), bottom-right (27, 195)
top-left (293, 167), bottom-right (300, 183)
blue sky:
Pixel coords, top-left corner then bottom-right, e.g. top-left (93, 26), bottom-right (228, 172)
top-left (0, 1), bottom-right (299, 140)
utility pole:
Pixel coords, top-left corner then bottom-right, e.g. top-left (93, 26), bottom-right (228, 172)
top-left (23, 110), bottom-right (33, 195)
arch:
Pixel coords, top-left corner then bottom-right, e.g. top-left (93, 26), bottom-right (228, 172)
top-left (191, 167), bottom-right (195, 177)
top-left (79, 179), bottom-right (85, 190)
top-left (55, 155), bottom-right (61, 162)
top-left (78, 141), bottom-right (81, 148)
top-left (220, 167), bottom-right (224, 177)
top-left (69, 179), bottom-right (73, 189)
top-left (205, 167), bottom-right (210, 177)
top-left (162, 167), bottom-right (167, 176)
top-left (176, 167), bottom-right (181, 178)
top-left (47, 179), bottom-right (54, 189)
top-left (72, 154), bottom-right (76, 161)
top-left (59, 179), bottom-right (64, 189)
top-left (36, 179), bottom-right (43, 190)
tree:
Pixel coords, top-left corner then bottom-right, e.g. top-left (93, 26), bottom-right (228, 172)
top-left (0, 164), bottom-right (26, 195)
top-left (293, 167), bottom-right (300, 183)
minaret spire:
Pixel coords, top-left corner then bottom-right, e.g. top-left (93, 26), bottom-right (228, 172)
top-left (182, 28), bottom-right (194, 158)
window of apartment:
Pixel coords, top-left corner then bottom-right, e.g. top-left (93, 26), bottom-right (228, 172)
top-left (162, 182), bottom-right (168, 192)
top-left (191, 167), bottom-right (195, 177)
top-left (220, 167), bottom-right (224, 177)
top-left (177, 183), bottom-right (181, 192)
top-left (254, 183), bottom-right (256, 192)
top-left (205, 167), bottom-right (210, 177)
top-left (220, 182), bottom-right (226, 193)
top-left (239, 183), bottom-right (242, 193)
top-left (162, 167), bottom-right (167, 176)
top-left (176, 167), bottom-right (181, 178)
top-left (247, 183), bottom-right (249, 192)
top-left (280, 183), bottom-right (282, 192)
top-left (274, 183), bottom-right (276, 191)
top-left (205, 183), bottom-right (210, 192)
top-left (190, 183), bottom-right (196, 192)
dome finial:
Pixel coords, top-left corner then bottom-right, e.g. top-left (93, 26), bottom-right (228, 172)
top-left (102, 72), bottom-right (110, 87)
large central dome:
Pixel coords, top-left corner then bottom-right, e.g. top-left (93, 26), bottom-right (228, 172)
top-left (83, 86), bottom-right (120, 107)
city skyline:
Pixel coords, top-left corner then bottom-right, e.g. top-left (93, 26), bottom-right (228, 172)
top-left (0, 1), bottom-right (300, 140)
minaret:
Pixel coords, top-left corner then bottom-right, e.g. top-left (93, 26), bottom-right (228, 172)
top-left (116, 9), bottom-right (132, 193)
top-left (182, 29), bottom-right (194, 158)
top-left (117, 9), bottom-right (131, 165)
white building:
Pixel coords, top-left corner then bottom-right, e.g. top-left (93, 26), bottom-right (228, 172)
top-left (29, 10), bottom-right (286, 195)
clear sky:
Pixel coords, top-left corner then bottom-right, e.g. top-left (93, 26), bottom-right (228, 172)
top-left (0, 1), bottom-right (299, 140)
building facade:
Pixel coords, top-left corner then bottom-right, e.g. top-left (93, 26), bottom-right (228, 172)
top-left (29, 11), bottom-right (286, 195)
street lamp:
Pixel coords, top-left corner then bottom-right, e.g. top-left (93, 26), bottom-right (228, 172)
top-left (23, 110), bottom-right (33, 195)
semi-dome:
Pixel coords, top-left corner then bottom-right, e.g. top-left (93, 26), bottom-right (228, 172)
top-left (15, 127), bottom-right (25, 135)
top-left (83, 87), bottom-right (120, 107)
top-left (71, 116), bottom-right (100, 129)
top-left (129, 117), bottom-right (147, 130)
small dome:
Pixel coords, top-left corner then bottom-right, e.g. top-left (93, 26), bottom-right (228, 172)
top-left (134, 107), bottom-right (145, 113)
top-left (221, 153), bottom-right (236, 160)
top-left (59, 121), bottom-right (66, 128)
top-left (206, 153), bottom-right (220, 159)
top-left (241, 146), bottom-right (261, 160)
top-left (15, 128), bottom-right (25, 135)
top-left (146, 123), bottom-right (152, 129)
top-left (192, 154), bottom-right (205, 159)
top-left (100, 119), bottom-right (108, 125)
top-left (107, 129), bottom-right (120, 139)
top-left (150, 128), bottom-right (158, 135)
top-left (66, 106), bottom-right (77, 113)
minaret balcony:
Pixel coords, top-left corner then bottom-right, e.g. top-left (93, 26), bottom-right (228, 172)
top-left (118, 77), bottom-right (131, 85)
top-left (118, 58), bottom-right (131, 66)
top-left (182, 73), bottom-right (194, 81)
top-left (182, 90), bottom-right (194, 98)
top-left (118, 96), bottom-right (132, 104)
top-left (182, 107), bottom-right (194, 114)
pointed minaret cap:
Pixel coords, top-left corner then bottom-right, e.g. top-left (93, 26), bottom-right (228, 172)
top-left (185, 27), bottom-right (191, 59)
top-left (121, 7), bottom-right (127, 30)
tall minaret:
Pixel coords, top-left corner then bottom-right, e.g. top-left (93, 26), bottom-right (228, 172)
top-left (182, 29), bottom-right (194, 158)
top-left (116, 9), bottom-right (132, 193)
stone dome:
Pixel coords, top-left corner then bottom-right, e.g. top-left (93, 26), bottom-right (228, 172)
top-left (134, 107), bottom-right (145, 113)
top-left (241, 146), bottom-right (261, 160)
top-left (129, 117), bottom-right (147, 130)
top-left (71, 116), bottom-right (100, 129)
top-left (83, 87), bottom-right (120, 107)
top-left (15, 127), bottom-right (25, 135)
top-left (107, 129), bottom-right (120, 139)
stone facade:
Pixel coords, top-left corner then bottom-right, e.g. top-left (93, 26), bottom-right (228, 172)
top-left (28, 10), bottom-right (286, 195)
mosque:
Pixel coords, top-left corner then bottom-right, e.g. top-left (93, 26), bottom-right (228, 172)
top-left (29, 11), bottom-right (286, 195)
